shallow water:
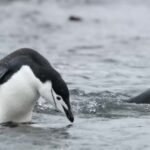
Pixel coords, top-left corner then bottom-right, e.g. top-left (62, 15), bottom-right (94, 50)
top-left (0, 0), bottom-right (150, 149)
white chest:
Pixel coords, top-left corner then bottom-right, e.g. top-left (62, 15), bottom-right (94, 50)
top-left (0, 66), bottom-right (41, 123)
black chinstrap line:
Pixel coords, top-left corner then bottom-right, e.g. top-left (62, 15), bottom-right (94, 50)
top-left (51, 89), bottom-right (57, 109)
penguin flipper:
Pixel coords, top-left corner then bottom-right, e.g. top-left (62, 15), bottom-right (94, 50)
top-left (0, 66), bottom-right (8, 79)
top-left (0, 66), bottom-right (10, 84)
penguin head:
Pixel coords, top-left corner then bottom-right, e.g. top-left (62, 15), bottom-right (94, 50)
top-left (51, 77), bottom-right (74, 122)
top-left (39, 70), bottom-right (74, 123)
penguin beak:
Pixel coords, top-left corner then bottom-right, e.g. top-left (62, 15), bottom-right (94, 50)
top-left (62, 106), bottom-right (74, 123)
top-left (50, 89), bottom-right (74, 122)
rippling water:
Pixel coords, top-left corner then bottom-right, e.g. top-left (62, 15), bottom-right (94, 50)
top-left (1, 0), bottom-right (150, 149)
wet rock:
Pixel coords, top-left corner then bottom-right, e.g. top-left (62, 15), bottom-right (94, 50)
top-left (1, 121), bottom-right (18, 128)
top-left (68, 15), bottom-right (82, 22)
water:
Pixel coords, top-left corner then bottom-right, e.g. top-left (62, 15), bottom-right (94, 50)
top-left (0, 0), bottom-right (150, 149)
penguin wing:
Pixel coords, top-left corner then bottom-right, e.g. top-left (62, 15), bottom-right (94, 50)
top-left (0, 66), bottom-right (9, 79)
top-left (0, 56), bottom-right (34, 85)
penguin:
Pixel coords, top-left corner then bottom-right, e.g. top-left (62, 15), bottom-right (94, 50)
top-left (0, 48), bottom-right (74, 124)
top-left (128, 89), bottom-right (150, 104)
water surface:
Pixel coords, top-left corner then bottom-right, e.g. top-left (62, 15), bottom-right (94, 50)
top-left (0, 0), bottom-right (150, 149)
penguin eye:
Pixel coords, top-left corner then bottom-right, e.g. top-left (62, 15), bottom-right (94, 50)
top-left (56, 96), bottom-right (61, 101)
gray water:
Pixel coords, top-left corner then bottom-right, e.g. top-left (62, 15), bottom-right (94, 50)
top-left (1, 0), bottom-right (150, 149)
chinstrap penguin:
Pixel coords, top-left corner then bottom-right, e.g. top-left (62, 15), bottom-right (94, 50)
top-left (0, 48), bottom-right (74, 124)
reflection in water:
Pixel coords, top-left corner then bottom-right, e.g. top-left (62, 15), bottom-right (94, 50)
top-left (0, 120), bottom-right (73, 149)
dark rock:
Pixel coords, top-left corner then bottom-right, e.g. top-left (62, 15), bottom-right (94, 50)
top-left (69, 15), bottom-right (82, 22)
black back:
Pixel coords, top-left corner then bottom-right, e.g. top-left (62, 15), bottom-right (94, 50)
top-left (0, 48), bottom-right (55, 83)
top-left (128, 89), bottom-right (150, 104)
top-left (0, 48), bottom-right (70, 108)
